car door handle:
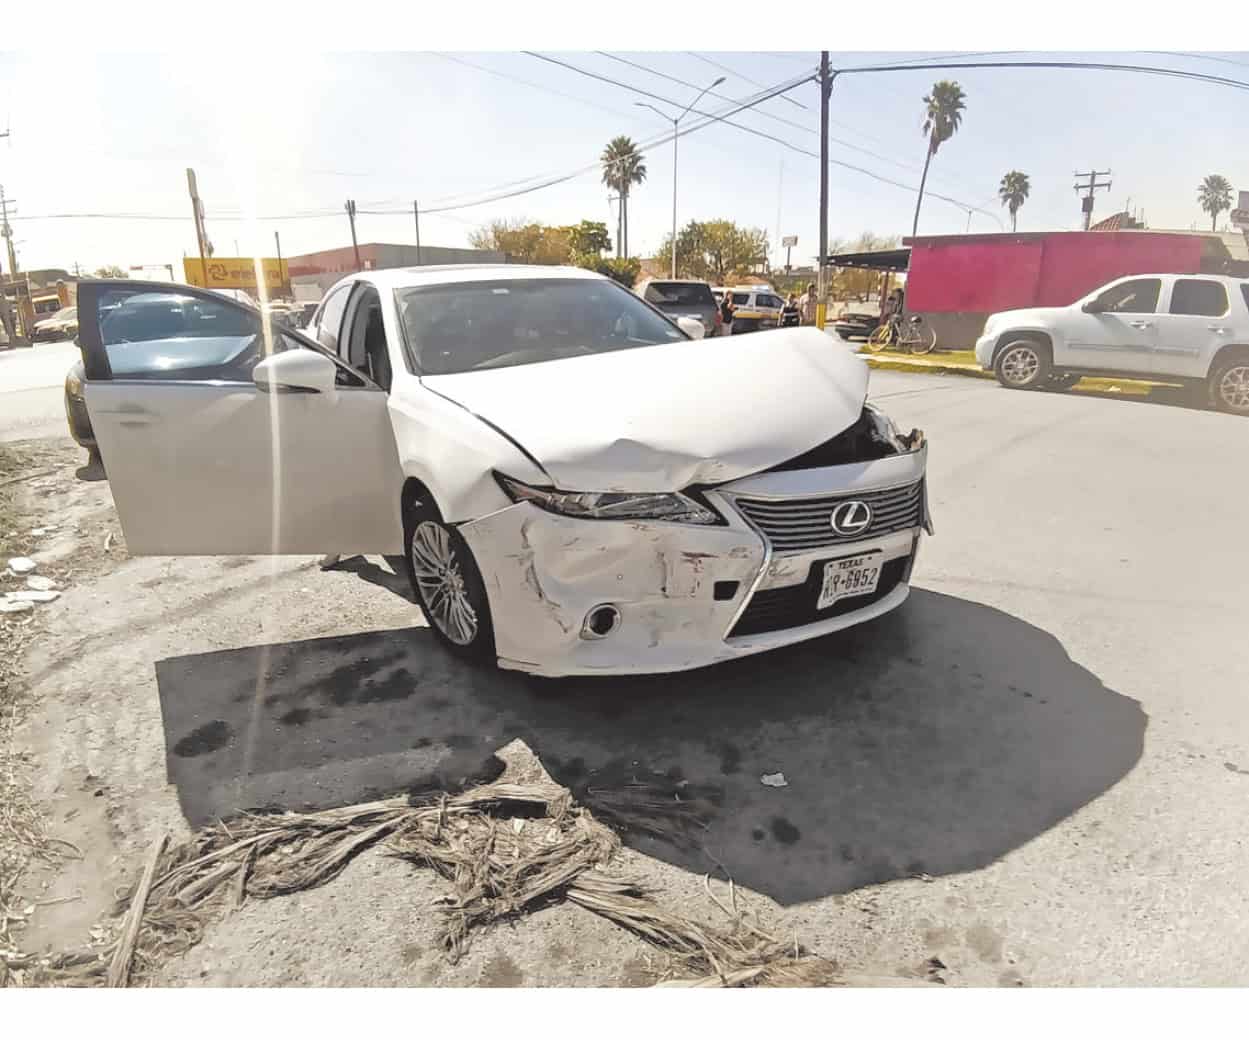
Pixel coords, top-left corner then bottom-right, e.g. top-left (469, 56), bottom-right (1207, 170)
top-left (1208, 326), bottom-right (1229, 334)
top-left (1128, 320), bottom-right (1153, 329)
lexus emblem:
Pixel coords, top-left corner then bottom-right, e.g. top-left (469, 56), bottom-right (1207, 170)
top-left (830, 500), bottom-right (873, 536)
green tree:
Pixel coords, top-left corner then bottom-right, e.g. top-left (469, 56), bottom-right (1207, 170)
top-left (1197, 174), bottom-right (1233, 232)
top-left (656, 220), bottom-right (770, 283)
top-left (601, 136), bottom-right (647, 258)
top-left (998, 170), bottom-right (1031, 233)
top-left (93, 264), bottom-right (128, 278)
top-left (912, 80), bottom-right (967, 238)
top-left (565, 220), bottom-right (612, 258)
top-left (468, 220), bottom-right (571, 265)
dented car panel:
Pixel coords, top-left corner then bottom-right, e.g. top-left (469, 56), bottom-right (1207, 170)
top-left (423, 327), bottom-right (869, 493)
top-left (460, 442), bottom-right (931, 677)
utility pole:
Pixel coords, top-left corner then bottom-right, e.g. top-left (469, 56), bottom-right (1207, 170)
top-left (817, 51), bottom-right (832, 329)
top-left (1073, 168), bottom-right (1112, 231)
top-left (0, 185), bottom-right (19, 280)
top-left (413, 200), bottom-right (422, 265)
top-left (345, 199), bottom-right (361, 270)
top-left (274, 231), bottom-right (285, 296)
top-left (186, 168), bottom-right (208, 287)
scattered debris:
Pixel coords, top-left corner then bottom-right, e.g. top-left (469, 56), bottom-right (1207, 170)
top-left (30, 529), bottom-right (46, 538)
top-left (0, 744), bottom-right (869, 989)
top-left (24, 576), bottom-right (56, 592)
top-left (925, 956), bottom-right (948, 984)
top-left (6, 558), bottom-right (36, 576)
top-left (103, 533), bottom-right (114, 553)
top-left (0, 600), bottom-right (34, 615)
top-left (760, 773), bottom-right (788, 788)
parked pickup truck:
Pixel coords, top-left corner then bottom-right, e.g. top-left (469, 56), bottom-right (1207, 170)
top-left (975, 273), bottom-right (1249, 414)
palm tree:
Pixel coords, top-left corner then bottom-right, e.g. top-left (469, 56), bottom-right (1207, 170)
top-left (998, 170), bottom-right (1031, 232)
top-left (1197, 174), bottom-right (1233, 232)
top-left (911, 81), bottom-right (967, 238)
top-left (601, 136), bottom-right (647, 257)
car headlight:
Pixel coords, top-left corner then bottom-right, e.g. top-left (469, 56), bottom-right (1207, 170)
top-left (66, 369), bottom-right (83, 397)
top-left (495, 473), bottom-right (719, 525)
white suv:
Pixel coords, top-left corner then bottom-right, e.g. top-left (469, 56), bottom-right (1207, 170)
top-left (975, 273), bottom-right (1249, 414)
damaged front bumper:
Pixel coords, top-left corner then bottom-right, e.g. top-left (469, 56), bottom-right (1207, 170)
top-left (459, 442), bottom-right (930, 677)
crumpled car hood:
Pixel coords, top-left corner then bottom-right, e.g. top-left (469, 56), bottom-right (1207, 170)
top-left (422, 327), bottom-right (869, 492)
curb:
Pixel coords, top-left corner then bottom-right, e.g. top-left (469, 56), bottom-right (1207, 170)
top-left (859, 355), bottom-right (993, 380)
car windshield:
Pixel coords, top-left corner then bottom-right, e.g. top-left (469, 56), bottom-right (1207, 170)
top-left (644, 282), bottom-right (715, 307)
top-left (395, 277), bottom-right (686, 376)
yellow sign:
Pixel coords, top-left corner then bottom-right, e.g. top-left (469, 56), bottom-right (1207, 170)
top-left (183, 257), bottom-right (290, 292)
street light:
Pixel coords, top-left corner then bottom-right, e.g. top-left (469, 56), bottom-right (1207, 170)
top-left (636, 75), bottom-right (725, 279)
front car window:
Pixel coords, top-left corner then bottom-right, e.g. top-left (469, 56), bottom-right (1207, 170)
top-left (731, 292), bottom-right (750, 305)
top-left (316, 284), bottom-right (352, 354)
top-left (1091, 278), bottom-right (1161, 314)
top-left (1240, 284), bottom-right (1249, 312)
top-left (1169, 279), bottom-right (1228, 317)
top-left (396, 278), bottom-right (686, 376)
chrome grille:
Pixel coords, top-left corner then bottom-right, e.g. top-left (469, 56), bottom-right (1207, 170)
top-left (732, 480), bottom-right (922, 554)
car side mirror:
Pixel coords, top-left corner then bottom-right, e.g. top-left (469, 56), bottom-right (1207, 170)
top-left (1082, 301), bottom-right (1101, 314)
top-left (253, 349), bottom-right (337, 394)
top-left (676, 316), bottom-right (705, 340)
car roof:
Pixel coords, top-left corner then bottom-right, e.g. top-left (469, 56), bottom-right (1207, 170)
top-left (1110, 273), bottom-right (1248, 285)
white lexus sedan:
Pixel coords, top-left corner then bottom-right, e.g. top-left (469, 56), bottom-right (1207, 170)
top-left (77, 266), bottom-right (931, 677)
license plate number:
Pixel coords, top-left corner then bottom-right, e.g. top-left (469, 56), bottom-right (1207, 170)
top-left (817, 554), bottom-right (881, 610)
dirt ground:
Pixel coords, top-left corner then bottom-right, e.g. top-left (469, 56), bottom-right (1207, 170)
top-left (2, 438), bottom-right (942, 987)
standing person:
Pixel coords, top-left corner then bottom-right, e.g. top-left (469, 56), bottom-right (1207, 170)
top-left (779, 293), bottom-right (801, 328)
top-left (718, 289), bottom-right (736, 336)
top-left (800, 281), bottom-right (819, 326)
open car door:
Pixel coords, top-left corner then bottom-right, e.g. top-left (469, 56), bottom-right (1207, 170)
top-left (78, 280), bottom-right (404, 556)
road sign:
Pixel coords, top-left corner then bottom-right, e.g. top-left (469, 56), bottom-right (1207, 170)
top-left (1231, 208), bottom-right (1249, 230)
top-left (781, 235), bottom-right (798, 248)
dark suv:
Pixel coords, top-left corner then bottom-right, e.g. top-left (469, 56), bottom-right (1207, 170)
top-left (636, 279), bottom-right (722, 338)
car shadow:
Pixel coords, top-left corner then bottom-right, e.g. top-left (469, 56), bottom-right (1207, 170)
top-left (333, 554), bottom-right (414, 603)
top-left (153, 589), bottom-right (1145, 905)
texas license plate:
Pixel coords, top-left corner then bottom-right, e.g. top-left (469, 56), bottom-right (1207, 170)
top-left (817, 554), bottom-right (881, 610)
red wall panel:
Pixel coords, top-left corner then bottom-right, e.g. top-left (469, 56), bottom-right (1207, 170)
top-left (906, 239), bottom-right (1042, 312)
top-left (1035, 234), bottom-right (1203, 305)
top-left (908, 232), bottom-right (1208, 314)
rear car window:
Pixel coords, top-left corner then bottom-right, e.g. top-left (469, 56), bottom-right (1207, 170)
top-left (731, 292), bottom-right (750, 305)
top-left (1239, 284), bottom-right (1249, 312)
top-left (757, 294), bottom-right (783, 309)
top-left (644, 282), bottom-right (715, 306)
top-left (1169, 279), bottom-right (1228, 317)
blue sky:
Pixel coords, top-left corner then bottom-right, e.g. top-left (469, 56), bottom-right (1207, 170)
top-left (2, 50), bottom-right (1246, 273)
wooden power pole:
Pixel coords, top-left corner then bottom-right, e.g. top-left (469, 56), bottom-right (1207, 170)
top-left (817, 51), bottom-right (832, 329)
top-left (345, 200), bottom-right (361, 270)
top-left (1074, 169), bottom-right (1112, 231)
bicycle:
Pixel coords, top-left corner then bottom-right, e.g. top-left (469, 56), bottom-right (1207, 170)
top-left (865, 313), bottom-right (937, 355)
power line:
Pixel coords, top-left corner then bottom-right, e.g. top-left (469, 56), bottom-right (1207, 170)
top-left (685, 52), bottom-right (808, 108)
top-left (525, 52), bottom-right (1003, 226)
top-left (835, 58), bottom-right (1249, 92)
top-left (608, 50), bottom-right (985, 196)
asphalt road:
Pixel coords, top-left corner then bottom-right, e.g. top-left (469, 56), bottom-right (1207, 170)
top-left (0, 339), bottom-right (80, 444)
top-left (11, 360), bottom-right (1249, 985)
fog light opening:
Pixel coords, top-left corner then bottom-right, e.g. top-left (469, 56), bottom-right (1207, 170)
top-left (582, 604), bottom-right (622, 640)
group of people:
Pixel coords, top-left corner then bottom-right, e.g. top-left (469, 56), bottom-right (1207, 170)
top-left (717, 282), bottom-right (821, 334)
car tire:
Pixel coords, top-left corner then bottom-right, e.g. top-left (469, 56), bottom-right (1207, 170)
top-left (1208, 352), bottom-right (1249, 415)
top-left (1045, 371), bottom-right (1081, 391)
top-left (994, 337), bottom-right (1052, 390)
top-left (403, 497), bottom-right (496, 663)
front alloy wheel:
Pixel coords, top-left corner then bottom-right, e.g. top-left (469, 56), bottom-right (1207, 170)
top-left (405, 503), bottom-right (495, 661)
top-left (994, 339), bottom-right (1051, 390)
